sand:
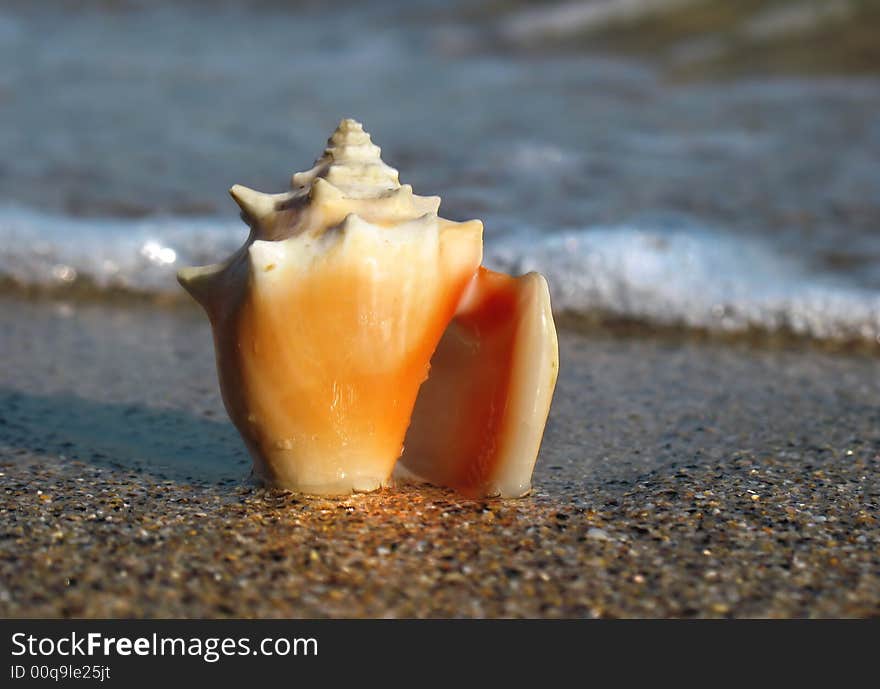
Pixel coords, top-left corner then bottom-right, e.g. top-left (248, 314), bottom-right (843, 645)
top-left (0, 297), bottom-right (878, 617)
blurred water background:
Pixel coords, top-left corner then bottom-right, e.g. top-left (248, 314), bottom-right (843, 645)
top-left (1, 0), bottom-right (879, 341)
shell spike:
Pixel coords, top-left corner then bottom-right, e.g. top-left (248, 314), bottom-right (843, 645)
top-left (177, 263), bottom-right (224, 312)
top-left (229, 184), bottom-right (277, 222)
top-left (310, 177), bottom-right (344, 203)
top-left (337, 211), bottom-right (367, 233)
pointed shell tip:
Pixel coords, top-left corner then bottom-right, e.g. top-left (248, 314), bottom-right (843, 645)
top-left (230, 184), bottom-right (276, 220)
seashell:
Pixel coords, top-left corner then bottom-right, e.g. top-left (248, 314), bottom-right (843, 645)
top-left (178, 118), bottom-right (558, 497)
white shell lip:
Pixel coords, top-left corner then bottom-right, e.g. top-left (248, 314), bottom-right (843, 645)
top-left (489, 271), bottom-right (558, 498)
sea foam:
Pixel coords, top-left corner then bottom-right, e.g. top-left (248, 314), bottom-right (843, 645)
top-left (2, 204), bottom-right (878, 342)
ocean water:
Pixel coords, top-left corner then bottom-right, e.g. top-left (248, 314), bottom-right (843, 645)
top-left (2, 1), bottom-right (880, 341)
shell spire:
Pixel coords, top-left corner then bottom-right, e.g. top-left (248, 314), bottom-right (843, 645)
top-left (217, 119), bottom-right (441, 239)
top-left (292, 118), bottom-right (401, 198)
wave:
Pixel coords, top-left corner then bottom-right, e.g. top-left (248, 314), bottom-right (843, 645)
top-left (2, 204), bottom-right (878, 343)
top-left (0, 205), bottom-right (243, 295)
top-left (488, 228), bottom-right (880, 342)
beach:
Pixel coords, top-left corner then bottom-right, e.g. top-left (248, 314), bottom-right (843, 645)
top-left (1, 298), bottom-right (877, 618)
top-left (1, 0), bottom-right (879, 619)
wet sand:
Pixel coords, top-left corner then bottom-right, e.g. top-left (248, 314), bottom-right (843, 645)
top-left (1, 297), bottom-right (878, 617)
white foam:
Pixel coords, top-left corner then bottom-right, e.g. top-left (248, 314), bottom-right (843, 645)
top-left (0, 205), bottom-right (243, 293)
top-left (487, 226), bottom-right (880, 341)
top-left (2, 204), bottom-right (879, 342)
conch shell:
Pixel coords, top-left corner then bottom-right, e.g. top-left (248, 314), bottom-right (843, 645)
top-left (178, 119), bottom-right (558, 497)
